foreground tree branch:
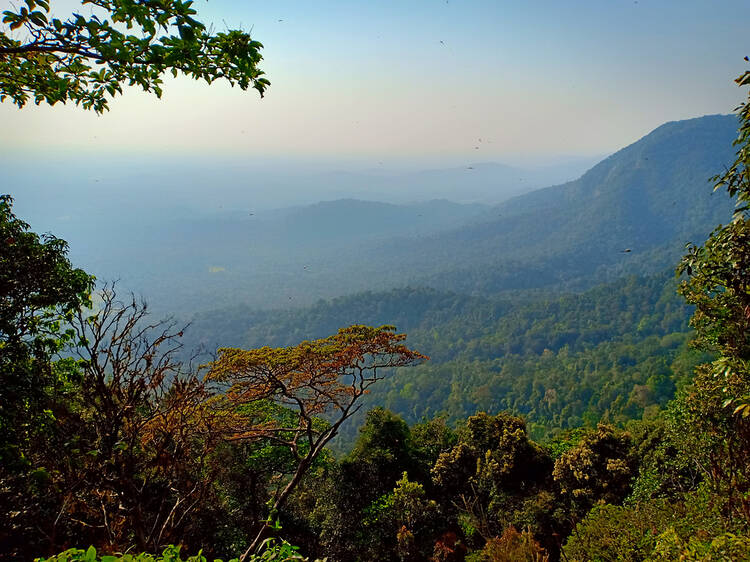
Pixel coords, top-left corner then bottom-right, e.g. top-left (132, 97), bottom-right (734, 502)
top-left (1, 0), bottom-right (269, 112)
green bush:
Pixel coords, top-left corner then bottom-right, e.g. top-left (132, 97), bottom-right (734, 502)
top-left (651, 528), bottom-right (750, 561)
top-left (36, 545), bottom-right (223, 562)
top-left (562, 503), bottom-right (669, 562)
top-left (563, 485), bottom-right (738, 562)
top-left (36, 539), bottom-right (317, 562)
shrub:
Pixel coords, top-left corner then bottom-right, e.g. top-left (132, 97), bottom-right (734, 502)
top-left (36, 539), bottom-right (317, 562)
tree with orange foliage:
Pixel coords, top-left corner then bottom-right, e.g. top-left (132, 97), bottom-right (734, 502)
top-left (10, 282), bottom-right (425, 560)
top-left (205, 325), bottom-right (428, 560)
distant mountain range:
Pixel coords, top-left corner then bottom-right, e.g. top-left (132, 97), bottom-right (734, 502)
top-left (66, 197), bottom-right (492, 313)
top-left (173, 113), bottom-right (740, 446)
top-left (10, 113), bottom-right (738, 314)
top-left (353, 114), bottom-right (739, 294)
top-left (308, 159), bottom-right (601, 204)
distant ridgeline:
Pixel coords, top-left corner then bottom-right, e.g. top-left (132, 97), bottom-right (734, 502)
top-left (79, 115), bottom-right (738, 314)
top-left (379, 114), bottom-right (739, 293)
top-left (184, 114), bottom-right (736, 445)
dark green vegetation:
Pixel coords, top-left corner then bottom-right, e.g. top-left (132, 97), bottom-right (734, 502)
top-left (0, 194), bottom-right (94, 464)
top-left (0, 216), bottom-right (424, 559)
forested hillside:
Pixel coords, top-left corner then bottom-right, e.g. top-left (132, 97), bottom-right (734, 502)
top-left (186, 271), bottom-right (704, 446)
top-left (176, 114), bottom-right (739, 451)
top-left (382, 114), bottom-right (739, 293)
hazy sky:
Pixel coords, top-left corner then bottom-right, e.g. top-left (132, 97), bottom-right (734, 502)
top-left (2, 0), bottom-right (748, 164)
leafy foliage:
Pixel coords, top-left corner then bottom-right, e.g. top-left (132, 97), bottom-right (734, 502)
top-left (37, 540), bottom-right (317, 562)
top-left (562, 486), bottom-right (733, 562)
top-left (675, 61), bottom-right (750, 524)
top-left (466, 527), bottom-right (549, 562)
top-left (1, 0), bottom-right (269, 112)
top-left (431, 413), bottom-right (557, 555)
top-left (204, 327), bottom-right (427, 558)
top-left (651, 529), bottom-right (750, 561)
top-left (0, 194), bottom-right (94, 553)
top-left (712, 66), bottom-right (750, 216)
top-left (626, 414), bottom-right (702, 502)
top-left (552, 425), bottom-right (636, 521)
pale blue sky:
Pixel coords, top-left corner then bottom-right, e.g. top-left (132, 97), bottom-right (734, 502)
top-left (1, 0), bottom-right (747, 164)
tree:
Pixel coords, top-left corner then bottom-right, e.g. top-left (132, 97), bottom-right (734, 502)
top-left (552, 424), bottom-right (635, 521)
top-left (677, 62), bottom-right (750, 523)
top-left (374, 472), bottom-right (441, 562)
top-left (0, 195), bottom-right (94, 557)
top-left (471, 526), bottom-right (549, 562)
top-left (678, 62), bottom-right (750, 411)
top-left (347, 407), bottom-right (422, 491)
top-left (63, 285), bottom-right (226, 554)
top-left (0, 194), bottom-right (93, 468)
top-left (205, 325), bottom-right (427, 560)
top-left (431, 413), bottom-right (554, 550)
top-left (1, 0), bottom-right (269, 113)
top-left (302, 408), bottom-right (435, 562)
top-left (1, 283), bottom-right (234, 558)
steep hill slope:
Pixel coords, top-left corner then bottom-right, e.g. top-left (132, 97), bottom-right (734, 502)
top-left (362, 114), bottom-right (739, 293)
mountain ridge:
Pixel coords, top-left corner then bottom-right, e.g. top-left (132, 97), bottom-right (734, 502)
top-left (361, 114), bottom-right (740, 294)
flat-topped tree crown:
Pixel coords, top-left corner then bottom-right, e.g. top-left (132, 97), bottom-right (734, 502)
top-left (205, 325), bottom-right (427, 558)
top-left (208, 325), bottom-right (427, 420)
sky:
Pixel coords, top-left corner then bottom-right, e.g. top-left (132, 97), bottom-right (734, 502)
top-left (1, 0), bottom-right (748, 166)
